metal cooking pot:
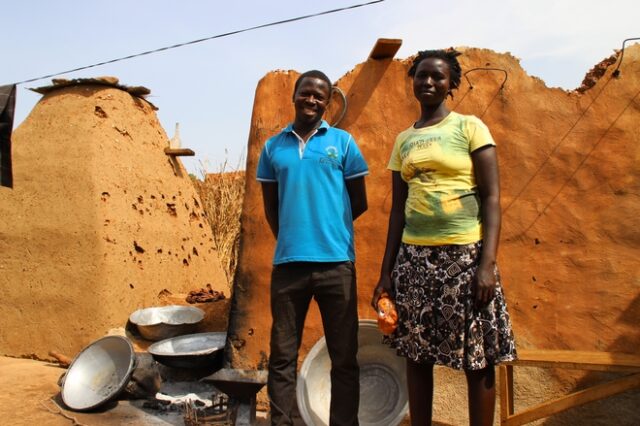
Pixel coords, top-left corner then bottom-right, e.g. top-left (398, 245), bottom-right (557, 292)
top-left (61, 335), bottom-right (136, 411)
top-left (148, 332), bottom-right (227, 369)
top-left (129, 305), bottom-right (205, 341)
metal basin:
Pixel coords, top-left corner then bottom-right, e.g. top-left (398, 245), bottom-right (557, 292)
top-left (297, 319), bottom-right (409, 426)
top-left (148, 332), bottom-right (227, 369)
top-left (61, 336), bottom-right (136, 411)
top-left (129, 305), bottom-right (204, 341)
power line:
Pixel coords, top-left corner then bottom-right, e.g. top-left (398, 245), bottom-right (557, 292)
top-left (14, 0), bottom-right (385, 86)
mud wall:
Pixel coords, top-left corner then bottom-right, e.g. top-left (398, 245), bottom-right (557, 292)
top-left (0, 84), bottom-right (230, 358)
top-left (230, 45), bottom-right (640, 422)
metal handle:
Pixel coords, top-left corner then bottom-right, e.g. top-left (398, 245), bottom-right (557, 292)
top-left (463, 67), bottom-right (508, 90)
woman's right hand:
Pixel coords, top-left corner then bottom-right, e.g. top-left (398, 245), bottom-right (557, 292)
top-left (371, 275), bottom-right (393, 311)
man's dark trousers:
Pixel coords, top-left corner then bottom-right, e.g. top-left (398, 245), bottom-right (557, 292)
top-left (268, 261), bottom-right (360, 426)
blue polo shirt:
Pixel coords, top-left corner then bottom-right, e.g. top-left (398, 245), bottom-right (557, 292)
top-left (257, 120), bottom-right (368, 265)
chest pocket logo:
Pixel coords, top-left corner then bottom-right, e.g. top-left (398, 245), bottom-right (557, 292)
top-left (326, 146), bottom-right (339, 159)
top-left (320, 146), bottom-right (341, 169)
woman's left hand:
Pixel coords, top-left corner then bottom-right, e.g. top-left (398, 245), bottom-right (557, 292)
top-left (474, 263), bottom-right (497, 308)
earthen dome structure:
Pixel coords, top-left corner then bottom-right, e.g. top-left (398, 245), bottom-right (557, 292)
top-left (0, 79), bottom-right (230, 358)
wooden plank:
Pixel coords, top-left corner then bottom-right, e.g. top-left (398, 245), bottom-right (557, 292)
top-left (164, 148), bottom-right (195, 157)
top-left (499, 365), bottom-right (515, 422)
top-left (506, 349), bottom-right (640, 372)
top-left (368, 38), bottom-right (402, 60)
top-left (503, 373), bottom-right (640, 426)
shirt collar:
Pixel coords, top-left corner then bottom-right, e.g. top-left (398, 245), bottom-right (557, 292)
top-left (283, 120), bottom-right (330, 134)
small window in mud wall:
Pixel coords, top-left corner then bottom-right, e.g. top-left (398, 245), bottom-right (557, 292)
top-left (0, 84), bottom-right (16, 188)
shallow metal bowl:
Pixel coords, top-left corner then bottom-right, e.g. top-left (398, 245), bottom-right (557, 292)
top-left (129, 305), bottom-right (205, 341)
top-left (297, 319), bottom-right (408, 426)
top-left (61, 336), bottom-right (136, 411)
top-left (203, 368), bottom-right (268, 397)
top-left (148, 332), bottom-right (227, 369)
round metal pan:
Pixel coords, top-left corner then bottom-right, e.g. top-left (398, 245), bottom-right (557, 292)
top-left (129, 305), bottom-right (205, 341)
top-left (61, 335), bottom-right (136, 411)
top-left (148, 332), bottom-right (227, 369)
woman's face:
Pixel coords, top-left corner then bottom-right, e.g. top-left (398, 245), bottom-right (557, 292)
top-left (412, 57), bottom-right (451, 106)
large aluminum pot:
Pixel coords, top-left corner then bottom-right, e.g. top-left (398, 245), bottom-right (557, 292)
top-left (297, 319), bottom-right (409, 426)
top-left (61, 335), bottom-right (136, 411)
top-left (129, 305), bottom-right (204, 341)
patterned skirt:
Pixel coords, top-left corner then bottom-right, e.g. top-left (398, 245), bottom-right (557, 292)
top-left (384, 242), bottom-right (517, 370)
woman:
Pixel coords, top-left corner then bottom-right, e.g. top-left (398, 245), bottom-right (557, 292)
top-left (372, 49), bottom-right (517, 426)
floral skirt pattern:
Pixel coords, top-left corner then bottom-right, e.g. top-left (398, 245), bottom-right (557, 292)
top-left (384, 242), bottom-right (517, 370)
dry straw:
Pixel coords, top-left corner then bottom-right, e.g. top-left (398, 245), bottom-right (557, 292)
top-left (193, 156), bottom-right (245, 284)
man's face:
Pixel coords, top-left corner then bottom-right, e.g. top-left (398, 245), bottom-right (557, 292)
top-left (293, 77), bottom-right (331, 127)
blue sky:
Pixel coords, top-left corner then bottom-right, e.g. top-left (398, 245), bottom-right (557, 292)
top-left (4, 0), bottom-right (638, 174)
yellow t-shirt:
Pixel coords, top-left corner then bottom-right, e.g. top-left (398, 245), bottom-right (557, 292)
top-left (388, 112), bottom-right (496, 246)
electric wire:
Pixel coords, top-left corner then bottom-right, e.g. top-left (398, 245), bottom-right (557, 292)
top-left (13, 0), bottom-right (385, 86)
top-left (465, 68), bottom-right (508, 118)
top-left (446, 46), bottom-right (637, 239)
top-left (512, 88), bottom-right (640, 238)
top-left (464, 68), bottom-right (508, 90)
top-left (451, 68), bottom-right (507, 115)
top-left (612, 37), bottom-right (640, 77)
top-left (502, 69), bottom-right (616, 216)
top-left (503, 37), bottom-right (639, 222)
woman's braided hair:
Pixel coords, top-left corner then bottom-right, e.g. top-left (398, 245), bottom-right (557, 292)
top-left (408, 48), bottom-right (463, 95)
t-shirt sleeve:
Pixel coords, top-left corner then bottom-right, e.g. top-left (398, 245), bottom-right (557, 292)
top-left (387, 132), bottom-right (403, 171)
top-left (343, 135), bottom-right (369, 180)
top-left (465, 116), bottom-right (496, 152)
top-left (256, 141), bottom-right (277, 182)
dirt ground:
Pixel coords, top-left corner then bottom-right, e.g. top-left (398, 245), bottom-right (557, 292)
top-left (4, 355), bottom-right (639, 425)
top-left (0, 356), bottom-right (272, 426)
top-left (0, 357), bottom-right (71, 425)
top-left (0, 356), bottom-right (413, 425)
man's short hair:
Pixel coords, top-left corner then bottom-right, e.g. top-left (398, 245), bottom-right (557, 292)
top-left (293, 70), bottom-right (332, 96)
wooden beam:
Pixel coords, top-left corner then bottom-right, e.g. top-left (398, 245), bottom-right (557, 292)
top-left (499, 365), bottom-right (515, 422)
top-left (503, 373), bottom-right (640, 426)
top-left (338, 38), bottom-right (401, 128)
top-left (164, 148), bottom-right (195, 157)
top-left (507, 349), bottom-right (640, 373)
top-left (368, 38), bottom-right (402, 60)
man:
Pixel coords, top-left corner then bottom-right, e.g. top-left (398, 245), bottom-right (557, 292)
top-left (257, 70), bottom-right (368, 426)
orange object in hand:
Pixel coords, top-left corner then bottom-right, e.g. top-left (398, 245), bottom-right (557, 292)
top-left (377, 293), bottom-right (398, 335)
